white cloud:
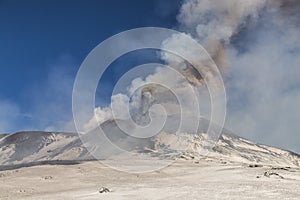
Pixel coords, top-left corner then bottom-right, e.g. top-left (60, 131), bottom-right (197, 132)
top-left (174, 0), bottom-right (300, 153)
top-left (226, 17), bottom-right (300, 152)
top-left (0, 99), bottom-right (24, 133)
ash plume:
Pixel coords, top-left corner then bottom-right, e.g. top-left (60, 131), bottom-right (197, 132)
top-left (86, 0), bottom-right (300, 155)
top-left (166, 0), bottom-right (299, 152)
top-left (173, 0), bottom-right (299, 74)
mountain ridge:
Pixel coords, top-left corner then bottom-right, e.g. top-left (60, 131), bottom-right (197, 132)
top-left (1, 124), bottom-right (299, 171)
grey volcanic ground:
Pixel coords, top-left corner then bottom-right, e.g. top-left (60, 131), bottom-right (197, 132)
top-left (0, 120), bottom-right (300, 199)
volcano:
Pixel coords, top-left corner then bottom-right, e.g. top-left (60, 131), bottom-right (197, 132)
top-left (1, 116), bottom-right (299, 169)
top-left (1, 117), bottom-right (300, 199)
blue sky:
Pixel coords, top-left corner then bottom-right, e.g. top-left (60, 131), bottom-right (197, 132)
top-left (0, 0), bottom-right (181, 132)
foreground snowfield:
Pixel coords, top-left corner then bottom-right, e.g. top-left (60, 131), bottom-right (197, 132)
top-left (1, 159), bottom-right (300, 200)
top-left (1, 122), bottom-right (300, 199)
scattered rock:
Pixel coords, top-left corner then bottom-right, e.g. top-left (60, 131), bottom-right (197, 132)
top-left (180, 153), bottom-right (195, 160)
top-left (42, 176), bottom-right (53, 180)
top-left (99, 187), bottom-right (110, 193)
top-left (264, 171), bottom-right (284, 179)
top-left (0, 170), bottom-right (20, 178)
top-left (271, 167), bottom-right (290, 171)
top-left (249, 164), bottom-right (263, 168)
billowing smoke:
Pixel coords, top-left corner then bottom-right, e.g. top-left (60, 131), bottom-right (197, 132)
top-left (86, 0), bottom-right (272, 130)
top-left (176, 0), bottom-right (297, 73)
top-left (86, 0), bottom-right (300, 153)
top-left (85, 64), bottom-right (203, 132)
top-left (166, 0), bottom-right (300, 152)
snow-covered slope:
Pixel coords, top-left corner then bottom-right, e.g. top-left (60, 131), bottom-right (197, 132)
top-left (0, 131), bottom-right (93, 167)
top-left (0, 117), bottom-right (299, 169)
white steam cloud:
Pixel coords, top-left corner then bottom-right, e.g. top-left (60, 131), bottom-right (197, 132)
top-left (85, 64), bottom-right (207, 132)
top-left (174, 0), bottom-right (300, 152)
top-left (87, 0), bottom-right (300, 153)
